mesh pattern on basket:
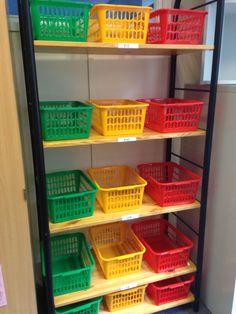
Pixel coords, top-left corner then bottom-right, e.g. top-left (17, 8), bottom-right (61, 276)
top-left (88, 4), bottom-right (151, 43)
top-left (44, 233), bottom-right (95, 296)
top-left (147, 9), bottom-right (207, 44)
top-left (132, 219), bottom-right (193, 273)
top-left (87, 99), bottom-right (148, 136)
top-left (40, 101), bottom-right (93, 141)
top-left (31, 1), bottom-right (92, 41)
top-left (88, 166), bottom-right (146, 213)
top-left (89, 222), bottom-right (145, 279)
top-left (138, 98), bottom-right (203, 133)
top-left (104, 285), bottom-right (147, 312)
top-left (147, 275), bottom-right (194, 305)
top-left (46, 170), bottom-right (97, 223)
top-left (55, 297), bottom-right (102, 314)
top-left (138, 162), bottom-right (200, 206)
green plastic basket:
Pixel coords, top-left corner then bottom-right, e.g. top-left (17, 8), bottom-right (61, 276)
top-left (42, 233), bottom-right (95, 296)
top-left (30, 0), bottom-right (92, 41)
top-left (55, 297), bottom-right (102, 314)
top-left (40, 101), bottom-right (93, 141)
top-left (46, 170), bottom-right (98, 223)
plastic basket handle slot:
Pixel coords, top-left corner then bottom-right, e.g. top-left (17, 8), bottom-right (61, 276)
top-left (101, 183), bottom-right (147, 191)
top-left (166, 282), bottom-right (185, 289)
top-left (164, 275), bottom-right (195, 289)
top-left (116, 252), bottom-right (139, 260)
top-left (159, 247), bottom-right (186, 256)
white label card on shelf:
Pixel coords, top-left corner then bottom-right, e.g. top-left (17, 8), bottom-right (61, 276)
top-left (117, 137), bottom-right (137, 143)
top-left (118, 43), bottom-right (139, 49)
top-left (120, 283), bottom-right (138, 291)
top-left (122, 214), bottom-right (140, 221)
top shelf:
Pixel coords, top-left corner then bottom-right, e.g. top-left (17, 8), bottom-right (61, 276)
top-left (34, 41), bottom-right (214, 56)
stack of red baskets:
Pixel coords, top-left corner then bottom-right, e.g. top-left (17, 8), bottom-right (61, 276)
top-left (136, 160), bottom-right (199, 306)
top-left (132, 218), bottom-right (195, 305)
top-left (134, 157), bottom-right (201, 305)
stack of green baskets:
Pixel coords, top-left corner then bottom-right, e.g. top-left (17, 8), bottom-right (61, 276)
top-left (30, 0), bottom-right (92, 41)
top-left (46, 170), bottom-right (98, 223)
top-left (40, 101), bottom-right (93, 141)
top-left (55, 297), bottom-right (102, 314)
top-left (42, 233), bottom-right (95, 296)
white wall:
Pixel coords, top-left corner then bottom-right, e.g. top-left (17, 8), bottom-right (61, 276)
top-left (36, 53), bottom-right (170, 173)
top-left (176, 85), bottom-right (236, 314)
top-left (201, 86), bottom-right (236, 314)
top-left (174, 2), bottom-right (236, 312)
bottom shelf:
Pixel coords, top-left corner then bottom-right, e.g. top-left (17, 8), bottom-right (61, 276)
top-left (54, 260), bottom-right (196, 307)
top-left (100, 293), bottom-right (195, 314)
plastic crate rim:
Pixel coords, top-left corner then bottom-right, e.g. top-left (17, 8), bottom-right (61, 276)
top-left (89, 222), bottom-right (146, 261)
top-left (149, 274), bottom-right (195, 291)
top-left (138, 162), bottom-right (201, 186)
top-left (131, 218), bottom-right (193, 256)
top-left (91, 244), bottom-right (145, 263)
top-left (90, 4), bottom-right (152, 15)
top-left (150, 8), bottom-right (208, 19)
top-left (55, 296), bottom-right (103, 314)
top-left (46, 170), bottom-right (98, 200)
top-left (30, 0), bottom-right (92, 8)
top-left (87, 99), bottom-right (149, 109)
top-left (137, 98), bottom-right (204, 107)
top-left (40, 101), bottom-right (94, 111)
top-left (87, 166), bottom-right (147, 191)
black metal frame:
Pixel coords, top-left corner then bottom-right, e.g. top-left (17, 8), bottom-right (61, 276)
top-left (17, 0), bottom-right (54, 313)
top-left (168, 0), bottom-right (225, 311)
top-left (16, 0), bottom-right (225, 313)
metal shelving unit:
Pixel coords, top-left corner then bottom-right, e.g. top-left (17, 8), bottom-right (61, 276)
top-left (17, 0), bottom-right (225, 313)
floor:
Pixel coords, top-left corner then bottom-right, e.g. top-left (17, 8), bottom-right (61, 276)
top-left (159, 303), bottom-right (211, 314)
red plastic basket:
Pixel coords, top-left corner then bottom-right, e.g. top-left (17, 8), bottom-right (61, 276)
top-left (132, 219), bottom-right (193, 273)
top-left (147, 9), bottom-right (207, 44)
top-left (147, 274), bottom-right (195, 305)
top-left (138, 98), bottom-right (203, 133)
top-left (138, 162), bottom-right (201, 206)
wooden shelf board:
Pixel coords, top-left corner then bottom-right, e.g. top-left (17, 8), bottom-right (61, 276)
top-left (100, 293), bottom-right (195, 314)
top-left (43, 128), bottom-right (206, 148)
top-left (50, 195), bottom-right (200, 234)
top-left (34, 41), bottom-right (214, 56)
top-left (54, 260), bottom-right (196, 308)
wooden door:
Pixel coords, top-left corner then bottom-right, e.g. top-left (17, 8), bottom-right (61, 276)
top-left (0, 1), bottom-right (38, 313)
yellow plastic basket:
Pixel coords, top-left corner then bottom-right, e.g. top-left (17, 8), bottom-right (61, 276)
top-left (104, 285), bottom-right (147, 312)
top-left (89, 222), bottom-right (146, 279)
top-left (87, 99), bottom-right (149, 136)
top-left (87, 165), bottom-right (147, 213)
top-left (88, 4), bottom-right (151, 43)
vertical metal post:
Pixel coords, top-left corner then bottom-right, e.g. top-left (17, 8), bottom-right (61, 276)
top-left (166, 0), bottom-right (182, 162)
top-left (194, 0), bottom-right (225, 311)
top-left (164, 0), bottom-right (182, 220)
top-left (17, 1), bottom-right (54, 313)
